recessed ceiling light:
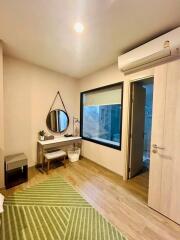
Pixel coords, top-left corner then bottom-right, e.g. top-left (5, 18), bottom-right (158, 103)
top-left (74, 22), bottom-right (84, 33)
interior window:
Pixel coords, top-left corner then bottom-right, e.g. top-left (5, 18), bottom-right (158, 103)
top-left (80, 83), bottom-right (123, 149)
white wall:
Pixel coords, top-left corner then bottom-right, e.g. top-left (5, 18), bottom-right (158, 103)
top-left (1, 53), bottom-right (166, 182)
top-left (0, 42), bottom-right (4, 188)
top-left (78, 64), bottom-right (125, 176)
top-left (4, 57), bottom-right (78, 167)
top-left (79, 63), bottom-right (155, 177)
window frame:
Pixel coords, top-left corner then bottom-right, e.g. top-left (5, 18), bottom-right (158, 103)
top-left (80, 82), bottom-right (123, 150)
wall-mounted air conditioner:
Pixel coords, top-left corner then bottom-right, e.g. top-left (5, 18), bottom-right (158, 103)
top-left (118, 27), bottom-right (180, 74)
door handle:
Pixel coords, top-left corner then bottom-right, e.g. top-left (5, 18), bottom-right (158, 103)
top-left (152, 144), bottom-right (165, 150)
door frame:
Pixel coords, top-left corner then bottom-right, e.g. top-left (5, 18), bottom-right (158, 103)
top-left (123, 74), bottom-right (154, 181)
top-left (128, 81), bottom-right (146, 178)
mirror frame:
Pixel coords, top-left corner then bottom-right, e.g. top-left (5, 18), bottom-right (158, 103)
top-left (46, 109), bottom-right (69, 133)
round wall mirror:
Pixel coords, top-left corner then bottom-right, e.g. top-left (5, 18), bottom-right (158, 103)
top-left (46, 109), bottom-right (69, 133)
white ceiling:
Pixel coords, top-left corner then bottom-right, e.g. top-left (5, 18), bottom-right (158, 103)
top-left (0, 0), bottom-right (180, 78)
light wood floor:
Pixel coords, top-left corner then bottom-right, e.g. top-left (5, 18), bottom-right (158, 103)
top-left (1, 158), bottom-right (180, 240)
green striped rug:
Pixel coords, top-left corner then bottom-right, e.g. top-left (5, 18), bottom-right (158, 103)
top-left (1, 176), bottom-right (127, 240)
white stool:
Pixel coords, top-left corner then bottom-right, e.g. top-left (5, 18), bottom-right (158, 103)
top-left (43, 150), bottom-right (67, 174)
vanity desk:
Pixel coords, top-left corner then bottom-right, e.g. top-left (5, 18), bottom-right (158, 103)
top-left (37, 91), bottom-right (81, 171)
top-left (37, 136), bottom-right (82, 170)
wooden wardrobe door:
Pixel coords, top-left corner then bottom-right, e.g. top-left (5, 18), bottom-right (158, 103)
top-left (160, 59), bottom-right (180, 223)
top-left (148, 64), bottom-right (167, 212)
top-left (148, 60), bottom-right (180, 224)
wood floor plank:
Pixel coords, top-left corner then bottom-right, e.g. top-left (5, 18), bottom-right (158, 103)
top-left (1, 158), bottom-right (179, 240)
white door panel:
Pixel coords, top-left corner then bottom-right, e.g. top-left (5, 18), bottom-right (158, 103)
top-left (148, 64), bottom-right (167, 211)
top-left (148, 60), bottom-right (180, 224)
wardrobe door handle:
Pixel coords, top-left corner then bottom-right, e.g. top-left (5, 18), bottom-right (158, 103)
top-left (152, 144), bottom-right (165, 150)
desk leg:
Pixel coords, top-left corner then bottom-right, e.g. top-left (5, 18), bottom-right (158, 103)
top-left (37, 142), bottom-right (40, 166)
top-left (73, 142), bottom-right (82, 160)
top-left (37, 144), bottom-right (45, 174)
top-left (78, 142), bottom-right (82, 160)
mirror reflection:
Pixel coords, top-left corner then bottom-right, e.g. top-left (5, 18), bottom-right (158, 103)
top-left (46, 109), bottom-right (69, 133)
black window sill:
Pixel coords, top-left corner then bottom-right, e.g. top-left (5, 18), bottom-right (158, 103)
top-left (81, 136), bottom-right (121, 150)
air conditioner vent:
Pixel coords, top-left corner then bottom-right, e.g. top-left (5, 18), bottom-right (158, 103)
top-left (121, 48), bottom-right (171, 73)
top-left (118, 27), bottom-right (180, 74)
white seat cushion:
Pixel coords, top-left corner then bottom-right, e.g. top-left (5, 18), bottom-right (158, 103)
top-left (44, 150), bottom-right (66, 160)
